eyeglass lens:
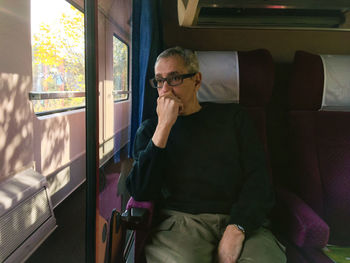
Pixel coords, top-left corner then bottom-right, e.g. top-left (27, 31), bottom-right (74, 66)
top-left (154, 75), bottom-right (182, 88)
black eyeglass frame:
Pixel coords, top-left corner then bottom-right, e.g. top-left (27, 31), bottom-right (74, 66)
top-left (149, 72), bottom-right (197, 89)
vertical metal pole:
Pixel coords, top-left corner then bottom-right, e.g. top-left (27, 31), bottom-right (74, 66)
top-left (85, 0), bottom-right (99, 262)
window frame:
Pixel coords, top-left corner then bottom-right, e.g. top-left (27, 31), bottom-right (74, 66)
top-left (30, 0), bottom-right (85, 116)
top-left (112, 33), bottom-right (130, 103)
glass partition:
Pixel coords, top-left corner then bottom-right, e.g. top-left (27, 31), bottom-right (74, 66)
top-left (85, 0), bottom-right (132, 262)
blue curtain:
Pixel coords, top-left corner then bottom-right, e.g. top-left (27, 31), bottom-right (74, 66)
top-left (128, 0), bottom-right (163, 157)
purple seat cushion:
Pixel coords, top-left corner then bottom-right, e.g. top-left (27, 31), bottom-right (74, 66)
top-left (276, 187), bottom-right (329, 248)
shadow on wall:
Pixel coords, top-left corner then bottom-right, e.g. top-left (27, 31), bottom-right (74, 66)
top-left (0, 73), bottom-right (34, 182)
top-left (33, 107), bottom-right (86, 202)
top-left (35, 115), bottom-right (70, 176)
top-left (33, 103), bottom-right (86, 176)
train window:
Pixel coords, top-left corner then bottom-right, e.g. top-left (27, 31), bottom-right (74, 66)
top-left (30, 0), bottom-right (85, 115)
top-left (112, 35), bottom-right (129, 101)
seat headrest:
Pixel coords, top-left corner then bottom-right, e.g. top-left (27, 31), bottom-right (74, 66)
top-left (197, 51), bottom-right (239, 103)
top-left (196, 49), bottom-right (274, 107)
top-left (320, 54), bottom-right (350, 111)
top-left (289, 51), bottom-right (350, 111)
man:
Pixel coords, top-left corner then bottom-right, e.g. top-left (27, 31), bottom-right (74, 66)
top-left (126, 47), bottom-right (286, 263)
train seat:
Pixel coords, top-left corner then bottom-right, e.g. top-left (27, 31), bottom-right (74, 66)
top-left (197, 49), bottom-right (274, 156)
top-left (123, 49), bottom-right (275, 263)
top-left (281, 50), bottom-right (350, 263)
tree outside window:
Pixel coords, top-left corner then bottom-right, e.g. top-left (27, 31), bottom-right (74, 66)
top-left (113, 35), bottom-right (129, 101)
top-left (31, 0), bottom-right (85, 113)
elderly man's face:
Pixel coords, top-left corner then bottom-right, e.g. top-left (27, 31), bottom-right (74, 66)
top-left (155, 55), bottom-right (201, 114)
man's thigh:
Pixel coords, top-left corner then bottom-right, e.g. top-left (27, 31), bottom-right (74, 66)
top-left (239, 227), bottom-right (286, 263)
top-left (144, 211), bottom-right (220, 263)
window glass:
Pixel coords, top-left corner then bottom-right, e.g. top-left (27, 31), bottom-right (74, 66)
top-left (31, 0), bottom-right (85, 114)
top-left (113, 35), bottom-right (129, 101)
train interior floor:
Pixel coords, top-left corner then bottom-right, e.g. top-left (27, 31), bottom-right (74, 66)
top-left (27, 184), bottom-right (86, 263)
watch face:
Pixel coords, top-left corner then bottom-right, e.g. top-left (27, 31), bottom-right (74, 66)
top-left (234, 224), bottom-right (245, 233)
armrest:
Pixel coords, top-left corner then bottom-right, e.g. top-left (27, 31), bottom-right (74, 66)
top-left (121, 207), bottom-right (149, 229)
top-left (274, 186), bottom-right (329, 248)
top-left (122, 197), bottom-right (154, 228)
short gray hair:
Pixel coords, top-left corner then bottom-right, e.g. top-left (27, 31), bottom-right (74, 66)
top-left (155, 46), bottom-right (199, 73)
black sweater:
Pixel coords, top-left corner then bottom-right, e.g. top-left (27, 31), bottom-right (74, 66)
top-left (126, 102), bottom-right (274, 236)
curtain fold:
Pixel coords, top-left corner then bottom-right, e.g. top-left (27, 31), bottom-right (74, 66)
top-left (128, 0), bottom-right (163, 158)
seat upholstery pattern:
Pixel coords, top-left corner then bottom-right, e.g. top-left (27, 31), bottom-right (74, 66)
top-left (290, 111), bottom-right (350, 245)
top-left (288, 51), bottom-right (324, 111)
top-left (238, 49), bottom-right (274, 165)
top-left (287, 51), bottom-right (350, 248)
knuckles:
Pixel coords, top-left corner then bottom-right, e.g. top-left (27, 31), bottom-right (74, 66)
top-left (158, 96), bottom-right (178, 107)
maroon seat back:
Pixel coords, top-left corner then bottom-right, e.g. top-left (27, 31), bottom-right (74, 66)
top-left (197, 49), bottom-right (274, 162)
top-left (288, 51), bottom-right (350, 245)
top-left (238, 49), bottom-right (274, 161)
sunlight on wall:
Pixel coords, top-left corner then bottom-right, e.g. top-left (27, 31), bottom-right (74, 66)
top-left (48, 166), bottom-right (71, 196)
top-left (40, 115), bottom-right (70, 176)
top-left (104, 79), bottom-right (114, 140)
top-left (99, 137), bottom-right (114, 165)
top-left (33, 108), bottom-right (86, 184)
top-left (99, 79), bottom-right (115, 164)
top-left (0, 174), bottom-right (42, 210)
top-left (0, 74), bottom-right (33, 181)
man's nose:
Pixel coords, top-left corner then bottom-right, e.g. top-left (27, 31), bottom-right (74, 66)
top-left (159, 81), bottom-right (172, 93)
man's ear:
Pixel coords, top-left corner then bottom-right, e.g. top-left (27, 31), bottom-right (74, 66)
top-left (194, 72), bottom-right (202, 91)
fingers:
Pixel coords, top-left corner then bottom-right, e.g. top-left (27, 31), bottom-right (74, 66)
top-left (158, 91), bottom-right (182, 104)
top-left (156, 91), bottom-right (183, 128)
top-left (157, 92), bottom-right (183, 112)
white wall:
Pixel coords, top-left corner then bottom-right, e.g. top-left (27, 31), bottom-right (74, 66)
top-left (0, 0), bottom-right (34, 182)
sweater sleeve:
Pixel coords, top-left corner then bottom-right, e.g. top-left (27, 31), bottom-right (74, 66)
top-left (228, 108), bottom-right (275, 236)
top-left (126, 120), bottom-right (166, 201)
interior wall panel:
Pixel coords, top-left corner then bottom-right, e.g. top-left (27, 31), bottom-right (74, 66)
top-left (162, 0), bottom-right (350, 63)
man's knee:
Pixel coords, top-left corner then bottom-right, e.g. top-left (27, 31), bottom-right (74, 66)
top-left (145, 242), bottom-right (214, 263)
top-left (239, 253), bottom-right (286, 263)
top-left (144, 214), bottom-right (216, 263)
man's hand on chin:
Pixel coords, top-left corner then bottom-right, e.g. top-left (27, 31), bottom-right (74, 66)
top-left (217, 225), bottom-right (245, 263)
top-left (152, 91), bottom-right (183, 148)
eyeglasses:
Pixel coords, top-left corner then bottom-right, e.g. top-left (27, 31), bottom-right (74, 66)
top-left (149, 73), bottom-right (197, 89)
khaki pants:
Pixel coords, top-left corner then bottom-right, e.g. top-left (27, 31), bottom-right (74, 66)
top-left (145, 210), bottom-right (286, 263)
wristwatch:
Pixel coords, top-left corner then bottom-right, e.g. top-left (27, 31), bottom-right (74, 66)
top-left (232, 224), bottom-right (245, 234)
